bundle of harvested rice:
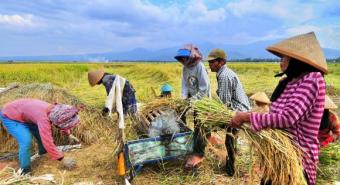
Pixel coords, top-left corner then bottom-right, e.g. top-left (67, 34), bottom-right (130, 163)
top-left (138, 98), bottom-right (188, 116)
top-left (193, 98), bottom-right (306, 185)
top-left (0, 83), bottom-right (119, 153)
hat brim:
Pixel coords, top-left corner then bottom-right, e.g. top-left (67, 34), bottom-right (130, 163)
top-left (175, 49), bottom-right (191, 61)
top-left (266, 46), bottom-right (328, 74)
top-left (206, 56), bottom-right (218, 61)
top-left (174, 56), bottom-right (189, 61)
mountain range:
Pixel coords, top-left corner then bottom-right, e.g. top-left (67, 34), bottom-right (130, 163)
top-left (1, 40), bottom-right (340, 61)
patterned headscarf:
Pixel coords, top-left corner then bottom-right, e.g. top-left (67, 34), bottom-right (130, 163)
top-left (175, 43), bottom-right (203, 67)
top-left (49, 104), bottom-right (80, 130)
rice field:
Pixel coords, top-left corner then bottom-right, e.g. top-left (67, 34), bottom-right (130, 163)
top-left (0, 62), bottom-right (339, 184)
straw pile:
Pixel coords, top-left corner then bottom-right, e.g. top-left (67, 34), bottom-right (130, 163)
top-left (0, 83), bottom-right (119, 153)
top-left (193, 98), bottom-right (306, 185)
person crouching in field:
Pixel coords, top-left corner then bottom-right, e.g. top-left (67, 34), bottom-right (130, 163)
top-left (207, 48), bottom-right (251, 176)
top-left (88, 70), bottom-right (137, 118)
top-left (231, 32), bottom-right (327, 185)
top-left (319, 95), bottom-right (340, 147)
top-left (174, 44), bottom-right (213, 169)
top-left (160, 83), bottom-right (173, 98)
top-left (0, 99), bottom-right (81, 174)
top-left (250, 92), bottom-right (271, 113)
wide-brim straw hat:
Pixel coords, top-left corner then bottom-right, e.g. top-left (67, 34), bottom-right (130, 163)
top-left (250, 92), bottom-right (271, 104)
top-left (88, 69), bottom-right (105, 86)
top-left (325, 95), bottom-right (338, 110)
top-left (266, 32), bottom-right (328, 74)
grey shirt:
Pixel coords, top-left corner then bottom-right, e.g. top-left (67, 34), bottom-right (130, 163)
top-left (181, 62), bottom-right (211, 100)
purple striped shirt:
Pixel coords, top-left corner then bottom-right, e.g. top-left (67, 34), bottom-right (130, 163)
top-left (250, 72), bottom-right (326, 185)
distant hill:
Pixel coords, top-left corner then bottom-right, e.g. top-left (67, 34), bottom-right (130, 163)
top-left (1, 40), bottom-right (340, 61)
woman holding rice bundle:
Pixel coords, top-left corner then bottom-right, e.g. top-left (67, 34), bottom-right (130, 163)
top-left (0, 99), bottom-right (81, 174)
top-left (231, 32), bottom-right (327, 185)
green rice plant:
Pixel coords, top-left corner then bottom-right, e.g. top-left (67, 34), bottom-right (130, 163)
top-left (317, 141), bottom-right (340, 183)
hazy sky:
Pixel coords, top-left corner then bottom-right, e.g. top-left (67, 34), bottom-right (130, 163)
top-left (0, 0), bottom-right (339, 56)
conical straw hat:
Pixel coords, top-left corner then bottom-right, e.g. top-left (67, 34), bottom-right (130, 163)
top-left (88, 69), bottom-right (105, 86)
top-left (325, 95), bottom-right (338, 110)
top-left (250, 92), bottom-right (271, 104)
top-left (266, 32), bottom-right (328, 74)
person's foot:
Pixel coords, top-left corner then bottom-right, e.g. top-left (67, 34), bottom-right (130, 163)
top-left (185, 155), bottom-right (204, 169)
top-left (225, 159), bottom-right (235, 176)
top-left (20, 167), bottom-right (32, 175)
top-left (207, 135), bottom-right (224, 145)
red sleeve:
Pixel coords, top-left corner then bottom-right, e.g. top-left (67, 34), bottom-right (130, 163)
top-left (37, 118), bottom-right (63, 160)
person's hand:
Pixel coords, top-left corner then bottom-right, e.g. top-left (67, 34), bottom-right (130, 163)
top-left (102, 107), bottom-right (109, 116)
top-left (30, 153), bottom-right (42, 162)
top-left (231, 112), bottom-right (250, 128)
top-left (62, 157), bottom-right (77, 170)
top-left (68, 134), bottom-right (80, 144)
top-left (76, 104), bottom-right (86, 111)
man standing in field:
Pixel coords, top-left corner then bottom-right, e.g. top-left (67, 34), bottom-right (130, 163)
top-left (207, 48), bottom-right (251, 176)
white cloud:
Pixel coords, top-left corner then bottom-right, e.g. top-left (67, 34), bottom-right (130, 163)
top-left (185, 0), bottom-right (226, 23)
top-left (285, 25), bottom-right (321, 35)
top-left (225, 0), bottom-right (315, 23)
top-left (285, 24), bottom-right (340, 49)
top-left (0, 14), bottom-right (36, 27)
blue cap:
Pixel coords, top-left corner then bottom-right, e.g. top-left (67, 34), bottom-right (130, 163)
top-left (174, 49), bottom-right (191, 60)
top-left (161, 83), bottom-right (173, 93)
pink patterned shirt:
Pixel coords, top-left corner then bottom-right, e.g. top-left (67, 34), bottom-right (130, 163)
top-left (250, 72), bottom-right (326, 185)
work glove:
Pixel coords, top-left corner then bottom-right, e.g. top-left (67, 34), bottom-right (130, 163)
top-left (68, 134), bottom-right (80, 144)
top-left (62, 157), bottom-right (77, 170)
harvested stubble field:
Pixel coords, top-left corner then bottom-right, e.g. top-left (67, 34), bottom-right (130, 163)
top-left (0, 62), bottom-right (339, 185)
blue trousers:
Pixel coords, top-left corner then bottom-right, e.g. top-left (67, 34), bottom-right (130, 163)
top-left (0, 112), bottom-right (46, 171)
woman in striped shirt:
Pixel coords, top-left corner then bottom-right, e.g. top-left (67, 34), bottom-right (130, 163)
top-left (231, 32), bottom-right (328, 185)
